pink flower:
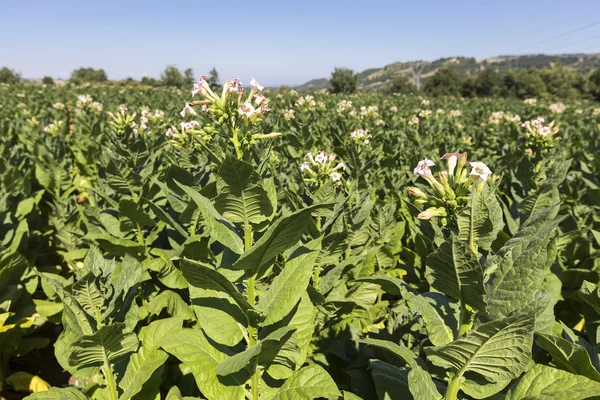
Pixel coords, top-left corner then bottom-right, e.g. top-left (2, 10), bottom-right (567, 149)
top-left (180, 103), bottom-right (196, 117)
top-left (238, 102), bottom-right (255, 118)
top-left (250, 78), bottom-right (264, 92)
top-left (413, 159), bottom-right (435, 176)
top-left (229, 77), bottom-right (243, 93)
top-left (469, 162), bottom-right (492, 181)
top-left (192, 76), bottom-right (208, 96)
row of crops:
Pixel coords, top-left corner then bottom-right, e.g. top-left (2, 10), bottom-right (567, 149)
top-left (1, 79), bottom-right (600, 400)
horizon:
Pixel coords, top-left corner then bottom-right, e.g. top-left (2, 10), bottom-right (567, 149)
top-left (2, 0), bottom-right (600, 86)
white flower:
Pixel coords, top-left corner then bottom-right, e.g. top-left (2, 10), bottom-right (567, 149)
top-left (249, 78), bottom-right (264, 92)
top-left (238, 102), bottom-right (255, 118)
top-left (253, 93), bottom-right (266, 105)
top-left (180, 103), bottom-right (196, 117)
top-left (229, 77), bottom-right (243, 93)
top-left (330, 172), bottom-right (342, 182)
top-left (165, 128), bottom-right (174, 137)
top-left (469, 162), bottom-right (492, 182)
top-left (315, 151), bottom-right (327, 164)
top-left (283, 109), bottom-right (295, 120)
top-left (524, 98), bottom-right (537, 105)
top-left (192, 76), bottom-right (208, 96)
top-left (300, 162), bottom-right (310, 171)
top-left (413, 159), bottom-right (435, 176)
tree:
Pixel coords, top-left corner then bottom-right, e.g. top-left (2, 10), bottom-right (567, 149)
top-left (514, 69), bottom-right (547, 99)
top-left (424, 67), bottom-right (463, 97)
top-left (590, 68), bottom-right (600, 101)
top-left (42, 76), bottom-right (54, 85)
top-left (540, 64), bottom-right (585, 99)
top-left (387, 75), bottom-right (417, 95)
top-left (330, 67), bottom-right (358, 94)
top-left (161, 65), bottom-right (185, 87)
top-left (206, 67), bottom-right (220, 91)
top-left (184, 68), bottom-right (195, 86)
top-left (70, 67), bottom-right (108, 83)
top-left (141, 76), bottom-right (162, 87)
top-left (0, 67), bottom-right (21, 84)
top-left (474, 68), bottom-right (501, 97)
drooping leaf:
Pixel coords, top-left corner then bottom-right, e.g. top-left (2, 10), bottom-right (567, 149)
top-left (69, 323), bottom-right (139, 368)
top-left (259, 239), bottom-right (321, 325)
top-left (232, 204), bottom-right (330, 273)
top-left (177, 183), bottom-right (244, 254)
top-left (536, 333), bottom-right (600, 382)
top-left (426, 314), bottom-right (535, 383)
top-left (426, 235), bottom-right (485, 311)
top-left (506, 364), bottom-right (600, 400)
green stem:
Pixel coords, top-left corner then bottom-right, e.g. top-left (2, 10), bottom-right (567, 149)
top-left (244, 224), bottom-right (260, 400)
top-left (102, 361), bottom-right (119, 400)
top-left (231, 126), bottom-right (243, 159)
top-left (445, 375), bottom-right (462, 400)
top-left (459, 303), bottom-right (471, 336)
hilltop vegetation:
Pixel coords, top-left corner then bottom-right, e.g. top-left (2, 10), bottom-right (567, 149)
top-left (298, 53), bottom-right (600, 92)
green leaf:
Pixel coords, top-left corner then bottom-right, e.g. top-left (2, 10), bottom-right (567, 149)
top-left (536, 333), bottom-right (600, 382)
top-left (180, 259), bottom-right (255, 321)
top-left (426, 235), bottom-right (486, 311)
top-left (119, 318), bottom-right (183, 400)
top-left (23, 387), bottom-right (89, 400)
top-left (145, 290), bottom-right (195, 321)
top-left (232, 204), bottom-right (330, 273)
top-left (214, 156), bottom-right (273, 224)
top-left (160, 329), bottom-right (244, 400)
top-left (457, 185), bottom-right (503, 251)
top-left (485, 206), bottom-right (562, 320)
top-left (216, 326), bottom-right (296, 377)
top-left (426, 314), bottom-right (534, 383)
top-left (358, 338), bottom-right (441, 400)
top-left (369, 360), bottom-right (411, 400)
top-left (269, 364), bottom-right (341, 400)
top-left (259, 239), bottom-right (321, 325)
top-left (69, 323), bottom-right (139, 368)
top-left (353, 276), bottom-right (414, 297)
top-left (405, 293), bottom-right (457, 346)
top-left (518, 158), bottom-right (571, 218)
top-left (578, 281), bottom-right (600, 314)
top-left (177, 183), bottom-right (244, 254)
top-left (506, 364), bottom-right (600, 400)
top-left (189, 285), bottom-right (246, 347)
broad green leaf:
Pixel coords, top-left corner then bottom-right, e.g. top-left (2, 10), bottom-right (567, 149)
top-left (145, 290), bottom-right (195, 321)
top-left (23, 387), bottom-right (89, 399)
top-left (518, 158), bottom-right (571, 218)
top-left (177, 183), bottom-right (244, 254)
top-left (232, 204), bottom-right (330, 273)
top-left (189, 285), bottom-right (246, 347)
top-left (457, 185), bottom-right (503, 251)
top-left (214, 156), bottom-right (273, 224)
top-left (259, 239), bottom-right (321, 325)
top-left (461, 376), bottom-right (511, 399)
top-left (358, 338), bottom-right (441, 400)
top-left (160, 329), bottom-right (244, 400)
top-left (506, 364), bottom-right (600, 400)
top-left (537, 333), bottom-right (600, 382)
top-left (405, 293), bottom-right (456, 346)
top-left (579, 281), bottom-right (600, 314)
top-left (426, 235), bottom-right (486, 311)
top-left (119, 318), bottom-right (183, 400)
top-left (426, 314), bottom-right (534, 383)
top-left (369, 360), bottom-right (411, 400)
top-left (6, 371), bottom-right (50, 393)
top-left (216, 326), bottom-right (296, 377)
top-left (269, 364), bottom-right (341, 400)
top-left (180, 259), bottom-right (255, 321)
top-left (353, 276), bottom-right (414, 297)
top-left (69, 323), bottom-right (139, 368)
top-left (485, 206), bottom-right (562, 320)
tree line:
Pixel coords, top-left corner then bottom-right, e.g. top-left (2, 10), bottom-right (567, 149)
top-left (0, 66), bottom-right (220, 89)
top-left (330, 65), bottom-right (600, 101)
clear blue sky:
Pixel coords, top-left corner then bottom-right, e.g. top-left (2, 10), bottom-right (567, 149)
top-left (1, 0), bottom-right (599, 86)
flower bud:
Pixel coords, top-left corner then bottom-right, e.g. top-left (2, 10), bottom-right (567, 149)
top-left (408, 187), bottom-right (427, 198)
top-left (417, 207), bottom-right (447, 220)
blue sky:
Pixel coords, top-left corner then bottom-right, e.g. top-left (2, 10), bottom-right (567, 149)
top-left (1, 0), bottom-right (599, 85)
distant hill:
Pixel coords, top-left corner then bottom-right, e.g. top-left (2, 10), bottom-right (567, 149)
top-left (297, 53), bottom-right (600, 92)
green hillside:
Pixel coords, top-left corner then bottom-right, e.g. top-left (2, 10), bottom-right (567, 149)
top-left (297, 53), bottom-right (600, 92)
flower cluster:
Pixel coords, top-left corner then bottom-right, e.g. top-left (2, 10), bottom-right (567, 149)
top-left (418, 109), bottom-right (433, 118)
top-left (359, 105), bottom-right (379, 119)
top-left (296, 95), bottom-right (317, 110)
top-left (549, 102), bottom-right (566, 114)
top-left (521, 117), bottom-right (561, 154)
top-left (350, 129), bottom-right (372, 145)
top-left (409, 153), bottom-right (493, 226)
top-left (43, 120), bottom-right (65, 136)
top-left (283, 109), bottom-right (295, 121)
top-left (171, 76), bottom-right (278, 154)
top-left (449, 109), bottom-right (462, 118)
top-left (488, 111), bottom-right (521, 125)
top-left (52, 102), bottom-right (65, 110)
top-left (524, 98), bottom-right (537, 105)
top-left (408, 116), bottom-right (420, 126)
top-left (593, 108), bottom-right (600, 116)
top-left (301, 151), bottom-right (346, 186)
top-left (76, 95), bottom-right (103, 113)
top-left (337, 100), bottom-right (353, 114)
top-left (389, 106), bottom-right (398, 112)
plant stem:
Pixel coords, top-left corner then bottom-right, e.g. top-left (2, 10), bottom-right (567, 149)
top-left (244, 224), bottom-right (260, 400)
top-left (444, 375), bottom-right (461, 400)
top-left (102, 361), bottom-right (119, 400)
top-left (459, 303), bottom-right (471, 335)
